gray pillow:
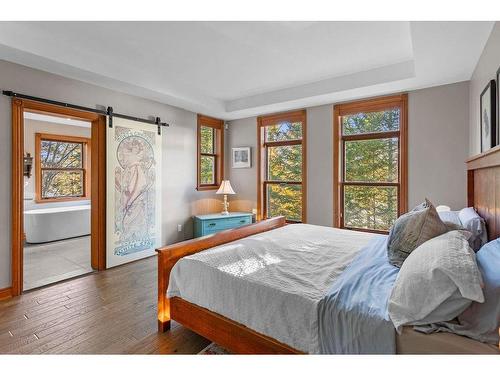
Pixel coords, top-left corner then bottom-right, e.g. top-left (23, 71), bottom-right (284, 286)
top-left (388, 230), bottom-right (484, 333)
top-left (387, 199), bottom-right (447, 267)
top-left (414, 237), bottom-right (500, 344)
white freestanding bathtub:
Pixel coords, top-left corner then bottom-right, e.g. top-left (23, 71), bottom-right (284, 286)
top-left (24, 205), bottom-right (91, 243)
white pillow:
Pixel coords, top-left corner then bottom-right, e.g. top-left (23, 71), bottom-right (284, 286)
top-left (458, 207), bottom-right (488, 251)
top-left (436, 205), bottom-right (451, 212)
top-left (388, 230), bottom-right (484, 333)
top-left (438, 210), bottom-right (461, 226)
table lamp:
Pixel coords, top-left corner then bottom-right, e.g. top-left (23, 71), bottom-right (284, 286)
top-left (216, 180), bottom-right (236, 215)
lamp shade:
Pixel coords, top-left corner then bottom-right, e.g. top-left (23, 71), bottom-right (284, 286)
top-left (216, 180), bottom-right (236, 195)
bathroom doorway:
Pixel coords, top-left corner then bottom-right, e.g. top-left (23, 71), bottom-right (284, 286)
top-left (23, 115), bottom-right (92, 290)
top-left (11, 98), bottom-right (106, 294)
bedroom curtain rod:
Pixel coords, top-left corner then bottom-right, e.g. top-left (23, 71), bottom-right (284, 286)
top-left (2, 90), bottom-right (170, 135)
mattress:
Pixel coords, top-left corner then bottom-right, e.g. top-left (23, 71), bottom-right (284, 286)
top-left (397, 327), bottom-right (500, 354)
top-left (167, 224), bottom-right (375, 353)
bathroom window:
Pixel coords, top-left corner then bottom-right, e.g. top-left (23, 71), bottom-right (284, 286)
top-left (197, 114), bottom-right (224, 190)
top-left (35, 133), bottom-right (91, 202)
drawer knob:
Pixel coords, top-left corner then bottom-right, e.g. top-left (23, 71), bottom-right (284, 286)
top-left (209, 223), bottom-right (216, 226)
top-left (240, 220), bottom-right (246, 223)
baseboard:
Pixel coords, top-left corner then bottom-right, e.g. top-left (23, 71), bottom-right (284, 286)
top-left (0, 286), bottom-right (13, 301)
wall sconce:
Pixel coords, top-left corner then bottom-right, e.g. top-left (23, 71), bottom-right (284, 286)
top-left (24, 153), bottom-right (33, 178)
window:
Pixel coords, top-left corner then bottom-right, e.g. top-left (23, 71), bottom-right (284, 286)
top-left (35, 133), bottom-right (91, 202)
top-left (334, 94), bottom-right (408, 233)
top-left (197, 114), bottom-right (224, 190)
top-left (258, 110), bottom-right (306, 223)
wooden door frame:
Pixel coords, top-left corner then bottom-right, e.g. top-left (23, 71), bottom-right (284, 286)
top-left (11, 98), bottom-right (106, 296)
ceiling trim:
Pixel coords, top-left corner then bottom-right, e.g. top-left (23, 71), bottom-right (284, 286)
top-left (226, 60), bottom-right (415, 112)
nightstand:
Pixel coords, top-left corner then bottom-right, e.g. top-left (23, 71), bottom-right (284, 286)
top-left (193, 212), bottom-right (253, 238)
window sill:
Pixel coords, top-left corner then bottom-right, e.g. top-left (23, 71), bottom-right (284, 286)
top-left (341, 226), bottom-right (389, 235)
top-left (196, 185), bottom-right (219, 191)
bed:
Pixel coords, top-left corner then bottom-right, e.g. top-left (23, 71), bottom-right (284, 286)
top-left (156, 146), bottom-right (500, 354)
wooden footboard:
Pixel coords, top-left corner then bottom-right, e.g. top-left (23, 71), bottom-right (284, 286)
top-left (170, 296), bottom-right (302, 353)
top-left (156, 216), bottom-right (286, 335)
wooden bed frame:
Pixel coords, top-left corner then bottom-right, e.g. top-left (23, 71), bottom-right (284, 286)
top-left (157, 147), bottom-right (500, 354)
top-left (466, 145), bottom-right (500, 241)
top-left (156, 216), bottom-right (302, 354)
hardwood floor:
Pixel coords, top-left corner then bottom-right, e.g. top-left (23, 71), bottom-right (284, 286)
top-left (0, 255), bottom-right (210, 354)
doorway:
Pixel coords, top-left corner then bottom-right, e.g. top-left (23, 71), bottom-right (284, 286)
top-left (11, 98), bottom-right (106, 295)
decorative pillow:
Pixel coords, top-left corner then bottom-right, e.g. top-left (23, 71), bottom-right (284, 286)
top-left (387, 199), bottom-right (448, 267)
top-left (456, 238), bottom-right (500, 344)
top-left (459, 207), bottom-right (488, 251)
top-left (388, 230), bottom-right (484, 333)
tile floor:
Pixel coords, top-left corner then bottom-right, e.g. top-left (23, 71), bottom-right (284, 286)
top-left (23, 235), bottom-right (92, 291)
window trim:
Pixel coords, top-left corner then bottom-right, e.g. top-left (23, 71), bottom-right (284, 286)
top-left (257, 110), bottom-right (307, 223)
top-left (333, 94), bottom-right (408, 233)
top-left (35, 132), bottom-right (91, 203)
top-left (197, 114), bottom-right (224, 191)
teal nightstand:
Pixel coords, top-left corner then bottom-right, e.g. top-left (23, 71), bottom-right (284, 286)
top-left (193, 212), bottom-right (253, 238)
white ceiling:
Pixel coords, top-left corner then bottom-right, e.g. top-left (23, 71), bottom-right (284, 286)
top-left (0, 21), bottom-right (494, 120)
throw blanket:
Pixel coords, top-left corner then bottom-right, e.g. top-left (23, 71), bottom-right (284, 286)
top-left (318, 236), bottom-right (399, 354)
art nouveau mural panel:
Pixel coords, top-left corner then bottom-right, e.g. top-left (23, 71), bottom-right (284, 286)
top-left (106, 117), bottom-right (162, 267)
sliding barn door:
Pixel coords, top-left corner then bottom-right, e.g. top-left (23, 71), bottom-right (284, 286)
top-left (106, 117), bottom-right (162, 267)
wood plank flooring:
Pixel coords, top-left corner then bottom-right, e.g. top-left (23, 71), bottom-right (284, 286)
top-left (0, 255), bottom-right (209, 354)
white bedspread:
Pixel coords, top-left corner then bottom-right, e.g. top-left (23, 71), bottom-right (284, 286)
top-left (167, 224), bottom-right (375, 353)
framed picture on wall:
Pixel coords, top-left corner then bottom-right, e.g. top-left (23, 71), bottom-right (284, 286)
top-left (232, 147), bottom-right (251, 168)
top-left (497, 66), bottom-right (500, 147)
top-left (480, 79), bottom-right (497, 153)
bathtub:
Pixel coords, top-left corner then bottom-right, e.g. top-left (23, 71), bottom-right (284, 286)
top-left (24, 205), bottom-right (91, 243)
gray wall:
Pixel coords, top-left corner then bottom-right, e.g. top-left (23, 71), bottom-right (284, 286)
top-left (0, 59), bottom-right (220, 289)
top-left (469, 22), bottom-right (500, 156)
top-left (306, 105), bottom-right (334, 226)
top-left (408, 82), bottom-right (469, 209)
top-left (226, 81), bottom-right (470, 226)
top-left (224, 117), bottom-right (258, 213)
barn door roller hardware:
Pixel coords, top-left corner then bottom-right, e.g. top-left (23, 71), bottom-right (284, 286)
top-left (3, 90), bottom-right (170, 135)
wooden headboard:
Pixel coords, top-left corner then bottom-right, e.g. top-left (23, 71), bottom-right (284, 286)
top-left (466, 145), bottom-right (500, 241)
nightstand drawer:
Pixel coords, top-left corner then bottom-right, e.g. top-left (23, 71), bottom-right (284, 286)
top-left (222, 216), bottom-right (252, 228)
top-left (202, 220), bottom-right (225, 231)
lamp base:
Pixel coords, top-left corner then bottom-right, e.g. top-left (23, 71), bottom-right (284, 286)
top-left (221, 194), bottom-right (229, 215)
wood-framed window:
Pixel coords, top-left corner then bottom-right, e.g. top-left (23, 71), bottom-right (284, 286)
top-left (197, 114), bottom-right (224, 190)
top-left (257, 110), bottom-right (307, 223)
top-left (333, 94), bottom-right (408, 233)
top-left (35, 133), bottom-right (91, 203)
